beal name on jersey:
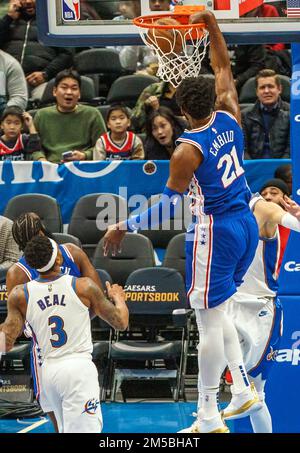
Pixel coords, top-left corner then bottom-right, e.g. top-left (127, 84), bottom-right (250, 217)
top-left (37, 293), bottom-right (66, 311)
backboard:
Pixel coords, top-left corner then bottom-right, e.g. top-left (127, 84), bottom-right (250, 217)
top-left (36, 1), bottom-right (300, 46)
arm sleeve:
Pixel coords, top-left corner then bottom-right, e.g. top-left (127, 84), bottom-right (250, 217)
top-left (84, 110), bottom-right (107, 160)
top-left (126, 186), bottom-right (183, 232)
top-left (6, 57), bottom-right (28, 111)
top-left (131, 85), bottom-right (157, 132)
top-left (32, 112), bottom-right (46, 160)
top-left (0, 220), bottom-right (20, 270)
top-left (42, 48), bottom-right (73, 80)
top-left (131, 135), bottom-right (145, 160)
top-left (22, 133), bottom-right (41, 154)
top-left (0, 15), bottom-right (13, 45)
top-left (93, 137), bottom-right (107, 161)
top-left (281, 213), bottom-right (300, 232)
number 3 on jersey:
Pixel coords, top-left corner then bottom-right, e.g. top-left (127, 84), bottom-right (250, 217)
top-left (49, 316), bottom-right (68, 348)
top-left (217, 146), bottom-right (245, 188)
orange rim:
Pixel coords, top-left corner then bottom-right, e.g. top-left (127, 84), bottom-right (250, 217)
top-left (133, 14), bottom-right (206, 31)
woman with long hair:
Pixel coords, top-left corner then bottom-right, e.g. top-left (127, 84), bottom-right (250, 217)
top-left (144, 107), bottom-right (186, 160)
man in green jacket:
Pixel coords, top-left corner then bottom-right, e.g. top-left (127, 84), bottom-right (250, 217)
top-left (33, 69), bottom-right (106, 163)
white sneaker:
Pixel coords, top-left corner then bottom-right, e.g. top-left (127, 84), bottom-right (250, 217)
top-left (179, 414), bottom-right (229, 433)
top-left (221, 382), bottom-right (262, 421)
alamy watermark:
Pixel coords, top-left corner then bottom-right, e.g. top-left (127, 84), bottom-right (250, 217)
top-left (94, 187), bottom-right (199, 234)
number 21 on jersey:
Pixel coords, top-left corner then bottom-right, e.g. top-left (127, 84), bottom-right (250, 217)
top-left (217, 145), bottom-right (245, 188)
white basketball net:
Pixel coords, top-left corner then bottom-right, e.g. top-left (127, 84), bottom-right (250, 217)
top-left (136, 18), bottom-right (209, 88)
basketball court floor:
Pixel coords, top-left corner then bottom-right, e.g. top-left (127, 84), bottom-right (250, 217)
top-left (0, 402), bottom-right (236, 433)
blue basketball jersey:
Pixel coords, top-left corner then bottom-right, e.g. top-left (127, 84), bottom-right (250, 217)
top-left (177, 110), bottom-right (251, 216)
top-left (16, 244), bottom-right (81, 281)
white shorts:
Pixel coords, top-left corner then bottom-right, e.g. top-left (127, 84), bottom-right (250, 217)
top-left (226, 294), bottom-right (282, 377)
top-left (41, 356), bottom-right (102, 433)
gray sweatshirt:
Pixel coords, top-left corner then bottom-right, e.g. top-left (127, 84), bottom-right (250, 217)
top-left (0, 49), bottom-right (28, 112)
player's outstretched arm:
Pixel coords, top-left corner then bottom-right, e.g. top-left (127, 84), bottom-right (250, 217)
top-left (80, 279), bottom-right (129, 331)
top-left (0, 286), bottom-right (26, 351)
top-left (103, 143), bottom-right (200, 255)
top-left (190, 10), bottom-right (240, 124)
top-left (254, 198), bottom-right (300, 237)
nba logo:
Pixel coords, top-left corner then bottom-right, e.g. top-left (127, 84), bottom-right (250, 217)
top-left (62, 0), bottom-right (80, 21)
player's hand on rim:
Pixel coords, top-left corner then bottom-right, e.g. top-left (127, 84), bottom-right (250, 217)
top-left (189, 9), bottom-right (215, 25)
top-left (103, 222), bottom-right (127, 257)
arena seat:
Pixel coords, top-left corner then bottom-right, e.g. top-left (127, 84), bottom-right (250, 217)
top-left (4, 194), bottom-right (63, 233)
top-left (93, 233), bottom-right (155, 286)
top-left (106, 74), bottom-right (159, 108)
top-left (163, 233), bottom-right (186, 279)
top-left (108, 267), bottom-right (191, 402)
top-left (74, 48), bottom-right (125, 97)
top-left (68, 193), bottom-right (128, 259)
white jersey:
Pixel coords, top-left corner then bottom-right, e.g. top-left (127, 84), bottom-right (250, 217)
top-left (25, 274), bottom-right (93, 363)
top-left (236, 194), bottom-right (280, 299)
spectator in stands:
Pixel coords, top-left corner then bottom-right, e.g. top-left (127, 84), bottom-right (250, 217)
top-left (260, 178), bottom-right (290, 274)
top-left (0, 49), bottom-right (27, 116)
top-left (131, 80), bottom-right (181, 132)
top-left (0, 215), bottom-right (20, 270)
top-left (242, 69), bottom-right (290, 159)
top-left (0, 0), bottom-right (73, 100)
top-left (149, 0), bottom-right (172, 11)
top-left (32, 69), bottom-right (106, 163)
top-left (93, 104), bottom-right (144, 160)
top-left (274, 163), bottom-right (292, 196)
top-left (0, 106), bottom-right (40, 161)
top-left (115, 0), bottom-right (171, 75)
top-left (144, 106), bottom-right (185, 160)
top-left (114, 1), bottom-right (141, 20)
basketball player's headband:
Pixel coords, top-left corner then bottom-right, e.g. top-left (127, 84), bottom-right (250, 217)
top-left (37, 238), bottom-right (58, 273)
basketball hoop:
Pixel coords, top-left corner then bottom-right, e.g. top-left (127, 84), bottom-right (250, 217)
top-left (133, 7), bottom-right (209, 88)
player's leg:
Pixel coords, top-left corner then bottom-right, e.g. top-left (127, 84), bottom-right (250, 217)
top-left (194, 307), bottom-right (229, 432)
top-left (249, 374), bottom-right (272, 433)
top-left (62, 358), bottom-right (103, 433)
top-left (30, 341), bottom-right (59, 432)
top-left (223, 296), bottom-right (281, 423)
top-left (41, 362), bottom-right (64, 432)
top-left (247, 297), bottom-right (283, 432)
top-left (218, 301), bottom-right (261, 419)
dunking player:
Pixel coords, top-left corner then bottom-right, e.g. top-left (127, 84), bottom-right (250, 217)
top-left (6, 212), bottom-right (104, 430)
top-left (104, 11), bottom-right (260, 433)
top-left (222, 194), bottom-right (300, 432)
top-left (0, 236), bottom-right (128, 433)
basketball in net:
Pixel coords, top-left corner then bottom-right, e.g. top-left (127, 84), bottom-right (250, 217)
top-left (133, 9), bottom-right (209, 88)
top-left (146, 18), bottom-right (183, 55)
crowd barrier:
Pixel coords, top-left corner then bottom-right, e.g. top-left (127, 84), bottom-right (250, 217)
top-left (0, 159), bottom-right (291, 224)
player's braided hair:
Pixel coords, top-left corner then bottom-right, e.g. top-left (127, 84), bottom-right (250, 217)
top-left (24, 236), bottom-right (54, 271)
top-left (176, 76), bottom-right (216, 120)
top-left (12, 213), bottom-right (47, 251)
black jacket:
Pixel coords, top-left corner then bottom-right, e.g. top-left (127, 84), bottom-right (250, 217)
top-left (242, 98), bottom-right (290, 159)
top-left (0, 14), bottom-right (72, 78)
